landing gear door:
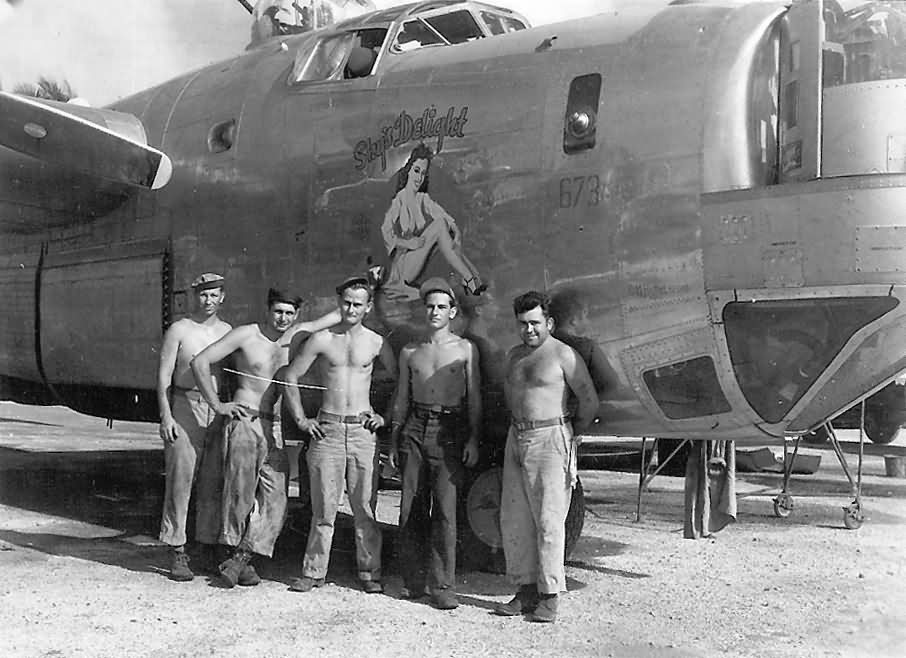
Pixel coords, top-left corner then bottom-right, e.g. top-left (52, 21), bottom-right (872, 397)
top-left (778, 0), bottom-right (823, 182)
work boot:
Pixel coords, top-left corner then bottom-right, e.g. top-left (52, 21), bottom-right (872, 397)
top-left (399, 583), bottom-right (427, 600)
top-left (493, 584), bottom-right (539, 616)
top-left (430, 588), bottom-right (459, 610)
top-left (168, 548), bottom-right (194, 582)
top-left (529, 594), bottom-right (559, 623)
top-left (238, 563), bottom-right (261, 587)
top-left (218, 549), bottom-right (252, 588)
top-left (361, 579), bottom-right (384, 594)
top-left (289, 576), bottom-right (325, 592)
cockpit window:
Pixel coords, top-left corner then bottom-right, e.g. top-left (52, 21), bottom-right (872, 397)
top-left (393, 9), bottom-right (484, 52)
top-left (290, 28), bottom-right (387, 83)
top-left (823, 1), bottom-right (906, 86)
top-left (480, 11), bottom-right (526, 35)
top-left (294, 33), bottom-right (356, 82)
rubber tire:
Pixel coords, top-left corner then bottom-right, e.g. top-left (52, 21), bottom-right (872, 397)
top-left (863, 413), bottom-right (900, 445)
top-left (457, 466), bottom-right (586, 572)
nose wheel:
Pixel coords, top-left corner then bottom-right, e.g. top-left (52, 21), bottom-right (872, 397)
top-left (772, 492), bottom-right (794, 518)
top-left (843, 500), bottom-right (864, 530)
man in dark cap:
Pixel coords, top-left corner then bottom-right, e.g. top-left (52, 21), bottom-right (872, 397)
top-left (157, 273), bottom-right (231, 581)
top-left (191, 286), bottom-right (340, 587)
top-left (387, 277), bottom-right (481, 609)
top-left (283, 275), bottom-right (397, 594)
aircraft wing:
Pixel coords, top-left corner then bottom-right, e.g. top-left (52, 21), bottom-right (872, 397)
top-left (0, 91), bottom-right (172, 190)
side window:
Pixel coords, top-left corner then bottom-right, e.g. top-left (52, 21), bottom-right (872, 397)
top-left (393, 10), bottom-right (484, 52)
top-left (395, 19), bottom-right (446, 52)
top-left (426, 10), bottom-right (483, 44)
top-left (502, 17), bottom-right (526, 32)
top-left (643, 356), bottom-right (731, 420)
top-left (291, 33), bottom-right (355, 83)
top-left (481, 11), bottom-right (505, 35)
top-left (563, 73), bottom-right (602, 154)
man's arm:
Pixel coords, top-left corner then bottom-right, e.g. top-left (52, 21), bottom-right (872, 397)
top-left (283, 333), bottom-right (325, 438)
top-left (363, 335), bottom-right (398, 432)
top-left (462, 341), bottom-right (482, 467)
top-left (562, 345), bottom-right (598, 435)
top-left (156, 323), bottom-right (182, 443)
top-left (288, 308), bottom-right (342, 336)
top-left (191, 326), bottom-right (250, 417)
top-left (388, 346), bottom-right (412, 469)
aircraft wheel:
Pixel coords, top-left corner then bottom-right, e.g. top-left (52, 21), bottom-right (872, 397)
top-left (864, 413), bottom-right (900, 445)
top-left (843, 502), bottom-right (864, 530)
top-left (459, 467), bottom-right (585, 571)
top-left (772, 493), bottom-right (794, 518)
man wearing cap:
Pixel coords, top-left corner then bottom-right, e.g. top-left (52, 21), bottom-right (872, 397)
top-left (191, 287), bottom-right (340, 587)
top-left (283, 275), bottom-right (397, 594)
top-left (495, 290), bottom-right (597, 623)
top-left (387, 277), bottom-right (481, 610)
top-left (157, 273), bottom-right (231, 581)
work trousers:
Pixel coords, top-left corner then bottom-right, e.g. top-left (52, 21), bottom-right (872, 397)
top-left (159, 391), bottom-right (223, 547)
top-left (397, 409), bottom-right (464, 593)
top-left (500, 422), bottom-right (576, 594)
top-left (220, 415), bottom-right (288, 557)
top-left (302, 414), bottom-right (381, 581)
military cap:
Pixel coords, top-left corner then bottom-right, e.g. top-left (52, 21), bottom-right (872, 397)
top-left (419, 277), bottom-right (457, 304)
top-left (335, 274), bottom-right (372, 296)
top-left (190, 272), bottom-right (225, 291)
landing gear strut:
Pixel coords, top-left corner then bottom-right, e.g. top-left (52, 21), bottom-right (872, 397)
top-left (776, 401), bottom-right (867, 529)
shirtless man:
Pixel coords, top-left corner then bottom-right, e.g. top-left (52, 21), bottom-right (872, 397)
top-left (191, 287), bottom-right (339, 587)
top-left (157, 273), bottom-right (231, 581)
top-left (388, 277), bottom-right (480, 610)
top-left (495, 290), bottom-right (597, 623)
top-left (283, 275), bottom-right (397, 594)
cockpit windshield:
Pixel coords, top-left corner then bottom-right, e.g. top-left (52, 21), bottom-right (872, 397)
top-left (393, 9), bottom-right (485, 52)
top-left (823, 1), bottom-right (906, 86)
top-left (290, 27), bottom-right (387, 82)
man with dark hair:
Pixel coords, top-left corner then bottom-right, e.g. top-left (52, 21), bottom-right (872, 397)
top-left (495, 290), bottom-right (597, 623)
top-left (388, 277), bottom-right (481, 610)
top-left (284, 275), bottom-right (397, 594)
top-left (157, 273), bottom-right (231, 581)
top-left (191, 287), bottom-right (339, 587)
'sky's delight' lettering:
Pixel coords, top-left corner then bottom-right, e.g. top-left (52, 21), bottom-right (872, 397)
top-left (354, 105), bottom-right (469, 171)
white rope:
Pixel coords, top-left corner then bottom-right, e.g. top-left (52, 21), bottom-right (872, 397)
top-left (222, 367), bottom-right (328, 391)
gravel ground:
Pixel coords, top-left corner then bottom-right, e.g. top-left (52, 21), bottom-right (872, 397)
top-left (0, 405), bottom-right (904, 658)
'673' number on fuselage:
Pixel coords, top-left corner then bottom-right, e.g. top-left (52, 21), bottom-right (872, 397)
top-left (558, 175), bottom-right (601, 209)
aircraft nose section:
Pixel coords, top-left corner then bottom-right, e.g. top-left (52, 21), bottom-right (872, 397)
top-left (721, 295), bottom-right (902, 428)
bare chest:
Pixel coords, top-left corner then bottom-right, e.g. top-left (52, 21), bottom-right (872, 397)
top-left (240, 336), bottom-right (290, 377)
top-left (322, 335), bottom-right (377, 370)
top-left (509, 352), bottom-right (562, 389)
top-left (409, 344), bottom-right (465, 383)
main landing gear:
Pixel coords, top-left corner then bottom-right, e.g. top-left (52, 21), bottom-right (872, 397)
top-left (774, 402), bottom-right (867, 529)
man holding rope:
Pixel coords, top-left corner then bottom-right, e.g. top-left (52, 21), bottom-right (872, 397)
top-left (191, 287), bottom-right (339, 587)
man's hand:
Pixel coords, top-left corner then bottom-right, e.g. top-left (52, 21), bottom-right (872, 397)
top-left (298, 417), bottom-right (325, 440)
top-left (462, 437), bottom-right (479, 468)
top-left (159, 416), bottom-right (179, 444)
top-left (215, 402), bottom-right (249, 420)
top-left (388, 443), bottom-right (400, 471)
top-left (363, 412), bottom-right (385, 433)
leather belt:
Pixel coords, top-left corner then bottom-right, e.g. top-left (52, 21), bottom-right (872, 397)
top-left (318, 410), bottom-right (371, 424)
top-left (411, 402), bottom-right (462, 416)
top-left (511, 416), bottom-right (569, 431)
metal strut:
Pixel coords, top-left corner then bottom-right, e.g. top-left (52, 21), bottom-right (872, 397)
top-left (824, 404), bottom-right (866, 529)
top-left (636, 438), bottom-right (690, 522)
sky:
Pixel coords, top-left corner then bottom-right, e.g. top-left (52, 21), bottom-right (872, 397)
top-left (0, 0), bottom-right (665, 105)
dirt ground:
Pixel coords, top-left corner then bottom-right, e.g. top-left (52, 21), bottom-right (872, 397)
top-left (0, 403), bottom-right (904, 658)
